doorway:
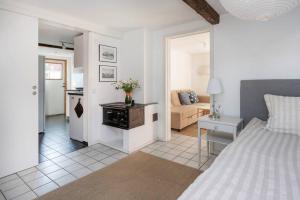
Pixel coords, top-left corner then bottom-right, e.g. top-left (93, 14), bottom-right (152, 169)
top-left (38, 21), bottom-right (87, 163)
top-left (166, 31), bottom-right (212, 140)
top-left (156, 30), bottom-right (214, 170)
top-left (45, 58), bottom-right (67, 116)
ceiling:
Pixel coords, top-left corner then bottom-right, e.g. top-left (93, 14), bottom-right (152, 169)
top-left (171, 32), bottom-right (210, 54)
top-left (11, 0), bottom-right (227, 31)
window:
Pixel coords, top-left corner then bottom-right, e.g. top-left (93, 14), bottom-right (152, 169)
top-left (45, 61), bottom-right (64, 80)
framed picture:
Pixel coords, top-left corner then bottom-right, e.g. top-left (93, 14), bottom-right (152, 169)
top-left (99, 44), bottom-right (117, 63)
top-left (99, 65), bottom-right (117, 82)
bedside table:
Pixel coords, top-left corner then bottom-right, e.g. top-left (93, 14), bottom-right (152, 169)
top-left (198, 115), bottom-right (243, 168)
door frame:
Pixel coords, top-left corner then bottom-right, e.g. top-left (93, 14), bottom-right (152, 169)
top-left (164, 29), bottom-right (213, 141)
top-left (44, 58), bottom-right (68, 115)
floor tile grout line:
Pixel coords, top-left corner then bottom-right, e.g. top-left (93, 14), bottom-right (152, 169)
top-left (22, 163), bottom-right (63, 195)
top-left (42, 145), bottom-right (121, 181)
top-left (51, 173), bottom-right (75, 187)
top-left (0, 190), bottom-right (7, 200)
top-left (0, 174), bottom-right (26, 194)
top-left (141, 133), bottom-right (215, 170)
top-left (68, 147), bottom-right (120, 164)
top-left (0, 175), bottom-right (20, 186)
top-left (15, 173), bottom-right (38, 199)
top-left (39, 159), bottom-right (80, 182)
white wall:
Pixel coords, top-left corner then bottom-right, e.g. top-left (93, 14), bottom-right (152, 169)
top-left (214, 8), bottom-right (300, 116)
top-left (170, 50), bottom-right (210, 94)
top-left (170, 50), bottom-right (192, 90)
top-left (72, 72), bottom-right (84, 88)
top-left (84, 29), bottom-right (158, 149)
top-left (0, 10), bottom-right (38, 177)
top-left (120, 29), bottom-right (145, 103)
top-left (120, 28), bottom-right (154, 104)
top-left (144, 30), bottom-right (154, 104)
top-left (85, 32), bottom-right (122, 145)
top-left (191, 53), bottom-right (210, 96)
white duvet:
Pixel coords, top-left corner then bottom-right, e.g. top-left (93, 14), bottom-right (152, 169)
top-left (179, 118), bottom-right (300, 200)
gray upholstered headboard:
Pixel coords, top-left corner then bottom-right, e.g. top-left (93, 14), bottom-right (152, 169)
top-left (240, 79), bottom-right (300, 125)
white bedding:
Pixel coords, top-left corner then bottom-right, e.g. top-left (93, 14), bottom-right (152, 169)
top-left (179, 118), bottom-right (300, 200)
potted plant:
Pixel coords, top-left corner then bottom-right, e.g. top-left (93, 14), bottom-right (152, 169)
top-left (113, 78), bottom-right (140, 106)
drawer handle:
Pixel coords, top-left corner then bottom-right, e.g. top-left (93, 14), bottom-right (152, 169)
top-left (214, 126), bottom-right (218, 130)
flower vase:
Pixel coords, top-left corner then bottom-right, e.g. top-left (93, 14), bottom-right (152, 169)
top-left (125, 92), bottom-right (132, 106)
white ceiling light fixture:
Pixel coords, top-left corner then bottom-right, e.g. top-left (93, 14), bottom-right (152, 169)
top-left (220, 0), bottom-right (300, 21)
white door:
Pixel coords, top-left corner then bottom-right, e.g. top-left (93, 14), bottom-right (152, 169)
top-left (0, 10), bottom-right (39, 177)
top-left (45, 59), bottom-right (66, 116)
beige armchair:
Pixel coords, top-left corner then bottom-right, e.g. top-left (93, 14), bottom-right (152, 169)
top-left (171, 90), bottom-right (210, 131)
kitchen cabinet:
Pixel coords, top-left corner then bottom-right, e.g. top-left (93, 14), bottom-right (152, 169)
top-left (74, 35), bottom-right (84, 69)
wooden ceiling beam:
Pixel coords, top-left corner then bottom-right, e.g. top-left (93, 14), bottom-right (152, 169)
top-left (183, 0), bottom-right (220, 25)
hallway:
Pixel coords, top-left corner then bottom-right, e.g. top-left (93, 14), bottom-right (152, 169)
top-left (39, 115), bottom-right (87, 163)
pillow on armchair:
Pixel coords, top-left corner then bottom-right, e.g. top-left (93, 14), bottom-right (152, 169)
top-left (171, 91), bottom-right (181, 106)
top-left (178, 92), bottom-right (192, 105)
top-left (189, 91), bottom-right (199, 103)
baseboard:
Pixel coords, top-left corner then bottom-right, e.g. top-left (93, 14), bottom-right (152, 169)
top-left (82, 141), bottom-right (88, 146)
top-left (93, 138), bottom-right (158, 154)
top-left (128, 139), bottom-right (157, 154)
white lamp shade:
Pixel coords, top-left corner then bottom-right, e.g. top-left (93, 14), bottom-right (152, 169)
top-left (207, 78), bottom-right (222, 95)
top-left (220, 0), bottom-right (300, 21)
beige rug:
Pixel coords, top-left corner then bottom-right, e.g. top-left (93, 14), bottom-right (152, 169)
top-left (38, 152), bottom-right (200, 200)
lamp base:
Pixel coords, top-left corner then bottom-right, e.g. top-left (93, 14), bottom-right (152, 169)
top-left (209, 112), bottom-right (220, 120)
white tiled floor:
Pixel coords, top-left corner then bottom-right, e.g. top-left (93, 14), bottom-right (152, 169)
top-left (141, 132), bottom-right (222, 170)
top-left (0, 143), bottom-right (128, 200)
top-left (0, 132), bottom-right (222, 200)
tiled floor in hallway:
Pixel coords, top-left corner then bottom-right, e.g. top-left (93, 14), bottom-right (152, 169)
top-left (39, 115), bottom-right (87, 163)
top-left (0, 144), bottom-right (128, 200)
top-left (0, 131), bottom-right (220, 200)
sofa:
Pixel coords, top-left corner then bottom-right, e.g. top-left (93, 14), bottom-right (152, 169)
top-left (171, 90), bottom-right (210, 131)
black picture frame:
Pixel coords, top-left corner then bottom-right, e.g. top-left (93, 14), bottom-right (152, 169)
top-left (99, 65), bottom-right (117, 82)
top-left (99, 44), bottom-right (117, 63)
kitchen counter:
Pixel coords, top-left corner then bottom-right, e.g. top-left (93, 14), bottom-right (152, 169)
top-left (66, 89), bottom-right (83, 96)
top-left (67, 92), bottom-right (83, 96)
top-left (100, 102), bottom-right (157, 109)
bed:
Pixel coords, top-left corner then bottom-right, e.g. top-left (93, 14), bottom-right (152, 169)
top-left (179, 79), bottom-right (300, 200)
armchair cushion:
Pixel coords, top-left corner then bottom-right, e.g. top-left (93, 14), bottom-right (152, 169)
top-left (178, 92), bottom-right (192, 105)
top-left (189, 91), bottom-right (199, 103)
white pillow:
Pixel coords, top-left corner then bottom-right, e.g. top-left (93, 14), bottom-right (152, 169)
top-left (264, 94), bottom-right (300, 135)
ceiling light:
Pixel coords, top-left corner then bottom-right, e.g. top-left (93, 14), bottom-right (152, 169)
top-left (220, 0), bottom-right (300, 21)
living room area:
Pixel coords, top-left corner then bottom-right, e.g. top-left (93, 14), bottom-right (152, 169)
top-left (169, 32), bottom-right (211, 137)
